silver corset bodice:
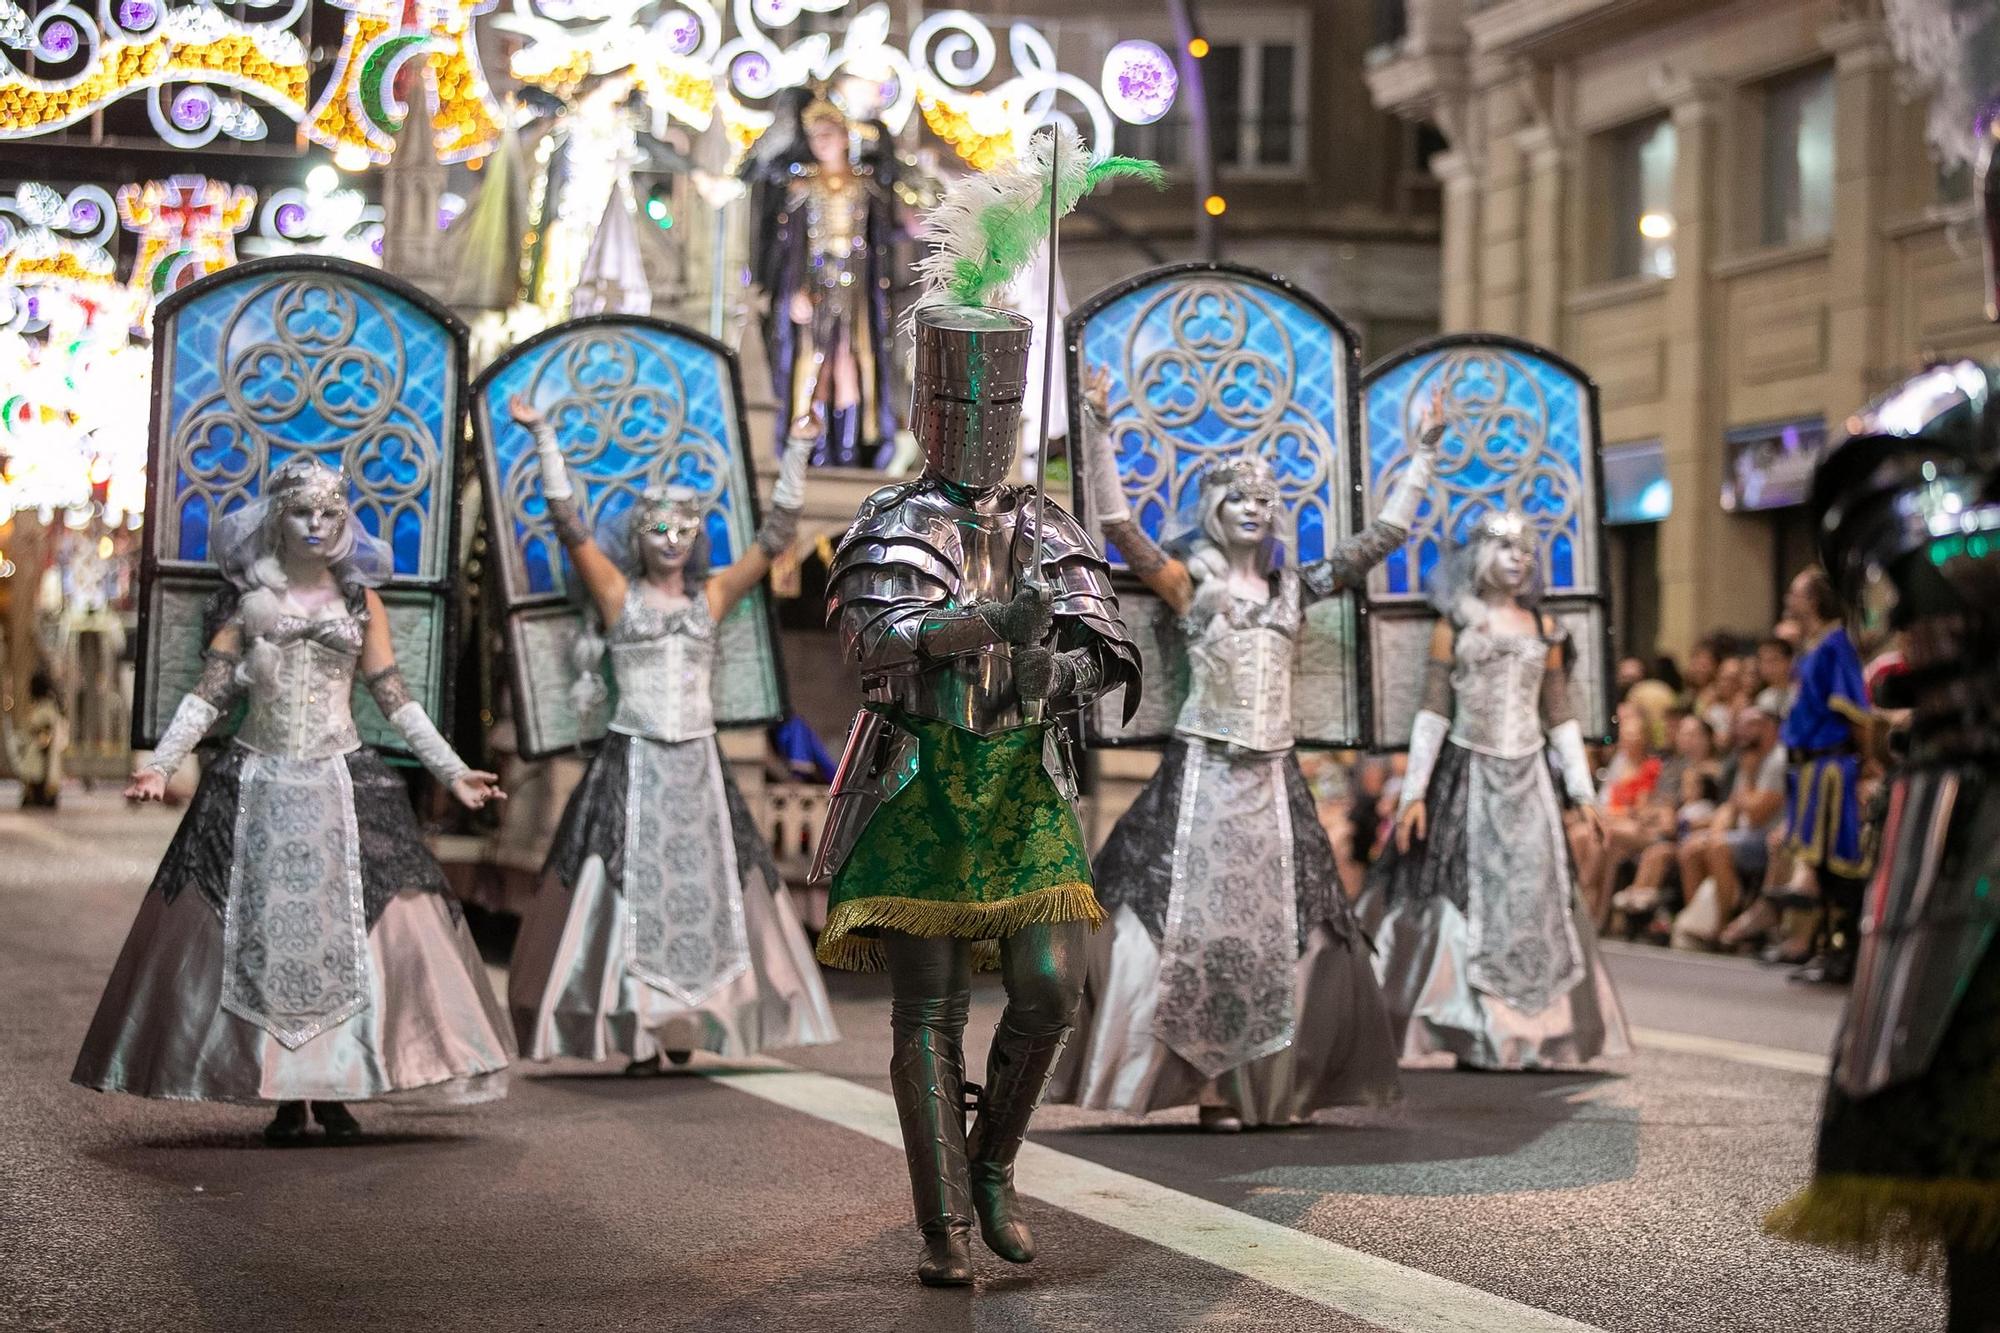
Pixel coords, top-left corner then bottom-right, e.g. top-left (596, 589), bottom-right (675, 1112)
top-left (1449, 626), bottom-right (1548, 759)
top-left (607, 588), bottom-right (716, 743)
top-left (1174, 572), bottom-right (1301, 753)
top-left (827, 480), bottom-right (1138, 736)
top-left (235, 615), bottom-right (365, 760)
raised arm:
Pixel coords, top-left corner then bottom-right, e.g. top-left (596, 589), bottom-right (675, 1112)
top-left (509, 395), bottom-right (626, 627)
top-left (359, 589), bottom-right (502, 811)
top-left (1080, 367), bottom-right (1193, 614)
top-left (1304, 385), bottom-right (1444, 598)
top-left (125, 619), bottom-right (246, 801)
top-left (705, 432), bottom-right (812, 622)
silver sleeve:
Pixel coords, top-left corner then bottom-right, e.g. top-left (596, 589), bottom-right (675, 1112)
top-left (1400, 708), bottom-right (1449, 810)
top-left (388, 700), bottom-right (470, 785)
top-left (143, 695), bottom-right (221, 779)
top-left (1548, 719), bottom-right (1596, 808)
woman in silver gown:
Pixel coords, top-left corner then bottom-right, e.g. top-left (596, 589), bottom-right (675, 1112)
top-left (74, 456), bottom-right (512, 1143)
top-left (1049, 379), bottom-right (1440, 1129)
top-left (504, 398), bottom-right (838, 1070)
top-left (1363, 513), bottom-right (1631, 1070)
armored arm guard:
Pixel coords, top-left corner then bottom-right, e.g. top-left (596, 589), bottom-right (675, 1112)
top-left (826, 482), bottom-right (983, 669)
top-left (1040, 499), bottom-right (1143, 717)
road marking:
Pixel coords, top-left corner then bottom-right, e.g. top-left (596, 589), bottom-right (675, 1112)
top-left (708, 1064), bottom-right (1605, 1333)
top-left (1631, 1026), bottom-right (1831, 1077)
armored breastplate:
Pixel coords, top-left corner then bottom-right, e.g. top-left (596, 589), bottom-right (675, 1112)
top-left (608, 591), bottom-right (716, 743)
top-left (1174, 578), bottom-right (1300, 753)
top-left (235, 617), bottom-right (364, 760)
top-left (828, 480), bottom-right (1139, 737)
top-left (1449, 626), bottom-right (1548, 759)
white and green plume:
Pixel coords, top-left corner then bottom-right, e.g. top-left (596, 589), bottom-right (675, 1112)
top-left (911, 125), bottom-right (1163, 316)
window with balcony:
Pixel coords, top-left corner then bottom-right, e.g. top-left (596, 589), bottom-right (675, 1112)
top-left (1121, 14), bottom-right (1308, 176)
top-left (1760, 63), bottom-right (1835, 248)
top-left (1604, 114), bottom-right (1677, 281)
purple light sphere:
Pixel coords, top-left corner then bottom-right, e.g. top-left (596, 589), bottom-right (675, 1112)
top-left (1103, 40), bottom-right (1176, 125)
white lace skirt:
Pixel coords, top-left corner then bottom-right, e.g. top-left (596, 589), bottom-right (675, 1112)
top-left (508, 851), bottom-right (838, 1063)
top-left (73, 887), bottom-right (512, 1105)
top-left (1050, 906), bottom-right (1401, 1124)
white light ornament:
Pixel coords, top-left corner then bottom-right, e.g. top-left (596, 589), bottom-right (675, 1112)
top-left (0, 0), bottom-right (309, 146)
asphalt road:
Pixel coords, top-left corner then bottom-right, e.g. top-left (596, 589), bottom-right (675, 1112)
top-left (0, 791), bottom-right (1947, 1333)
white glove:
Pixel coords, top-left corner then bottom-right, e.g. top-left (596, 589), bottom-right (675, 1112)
top-left (388, 700), bottom-right (470, 786)
top-left (1085, 433), bottom-right (1130, 526)
top-left (1549, 718), bottom-right (1597, 807)
top-left (530, 420), bottom-right (573, 502)
top-left (771, 432), bottom-right (812, 513)
top-left (143, 694), bottom-right (220, 779)
top-left (1378, 449), bottom-right (1434, 532)
top-left (1400, 708), bottom-right (1449, 810)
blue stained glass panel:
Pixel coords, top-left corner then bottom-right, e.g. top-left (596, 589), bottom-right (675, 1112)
top-left (1363, 342), bottom-right (1599, 601)
top-left (159, 269), bottom-right (457, 581)
top-left (1075, 271), bottom-right (1353, 566)
top-left (479, 323), bottom-right (751, 601)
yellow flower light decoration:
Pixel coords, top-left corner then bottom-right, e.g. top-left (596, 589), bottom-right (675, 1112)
top-left (302, 0), bottom-right (504, 165)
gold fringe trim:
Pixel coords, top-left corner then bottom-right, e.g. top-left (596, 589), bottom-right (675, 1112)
top-left (1765, 1175), bottom-right (2000, 1273)
top-left (814, 882), bottom-right (1103, 972)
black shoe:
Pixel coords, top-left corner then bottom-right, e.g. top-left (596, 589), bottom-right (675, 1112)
top-left (262, 1101), bottom-right (309, 1147)
top-left (665, 1050), bottom-right (693, 1067)
top-left (310, 1101), bottom-right (363, 1144)
top-left (1787, 952), bottom-right (1855, 986)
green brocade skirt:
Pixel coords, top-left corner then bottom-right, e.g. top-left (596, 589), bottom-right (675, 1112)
top-left (816, 713), bottom-right (1101, 972)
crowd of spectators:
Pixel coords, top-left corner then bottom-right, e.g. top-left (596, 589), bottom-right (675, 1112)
top-left (1315, 566), bottom-right (1893, 984)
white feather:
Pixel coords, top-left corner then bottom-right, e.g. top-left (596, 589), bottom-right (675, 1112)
top-left (908, 124), bottom-right (1092, 324)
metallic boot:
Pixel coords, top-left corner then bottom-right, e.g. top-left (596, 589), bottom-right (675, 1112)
top-left (888, 997), bottom-right (975, 1286)
top-left (965, 1021), bottom-right (1070, 1263)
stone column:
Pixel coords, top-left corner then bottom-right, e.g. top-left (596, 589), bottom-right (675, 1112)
top-left (1518, 124), bottom-right (1566, 347)
top-left (1821, 17), bottom-right (1898, 410)
top-left (1477, 125), bottom-right (1527, 334)
top-left (1654, 78), bottom-right (1762, 651)
top-left (1433, 149), bottom-right (1482, 332)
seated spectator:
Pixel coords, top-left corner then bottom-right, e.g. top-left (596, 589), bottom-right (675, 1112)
top-left (1605, 714), bottom-right (1718, 933)
top-left (1575, 699), bottom-right (1666, 922)
top-left (1615, 655), bottom-right (1648, 698)
top-left (1755, 635), bottom-right (1796, 720)
top-left (1672, 702), bottom-right (1788, 949)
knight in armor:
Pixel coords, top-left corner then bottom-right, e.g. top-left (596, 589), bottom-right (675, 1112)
top-left (1046, 375), bottom-right (1443, 1128)
top-left (810, 302), bottom-right (1141, 1285)
top-left (504, 403), bottom-right (839, 1070)
top-left (1361, 513), bottom-right (1633, 1070)
top-left (73, 457), bottom-right (512, 1143)
top-left (1761, 361), bottom-right (2000, 1332)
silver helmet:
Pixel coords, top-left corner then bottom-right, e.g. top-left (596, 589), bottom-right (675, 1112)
top-left (911, 303), bottom-right (1034, 490)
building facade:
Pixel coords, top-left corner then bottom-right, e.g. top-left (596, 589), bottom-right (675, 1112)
top-left (1368, 0), bottom-right (2000, 657)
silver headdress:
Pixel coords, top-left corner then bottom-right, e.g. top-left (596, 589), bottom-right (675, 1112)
top-left (211, 454), bottom-right (391, 593)
top-left (1165, 452), bottom-right (1289, 573)
top-left (1427, 508), bottom-right (1545, 621)
top-left (594, 484), bottom-right (711, 589)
